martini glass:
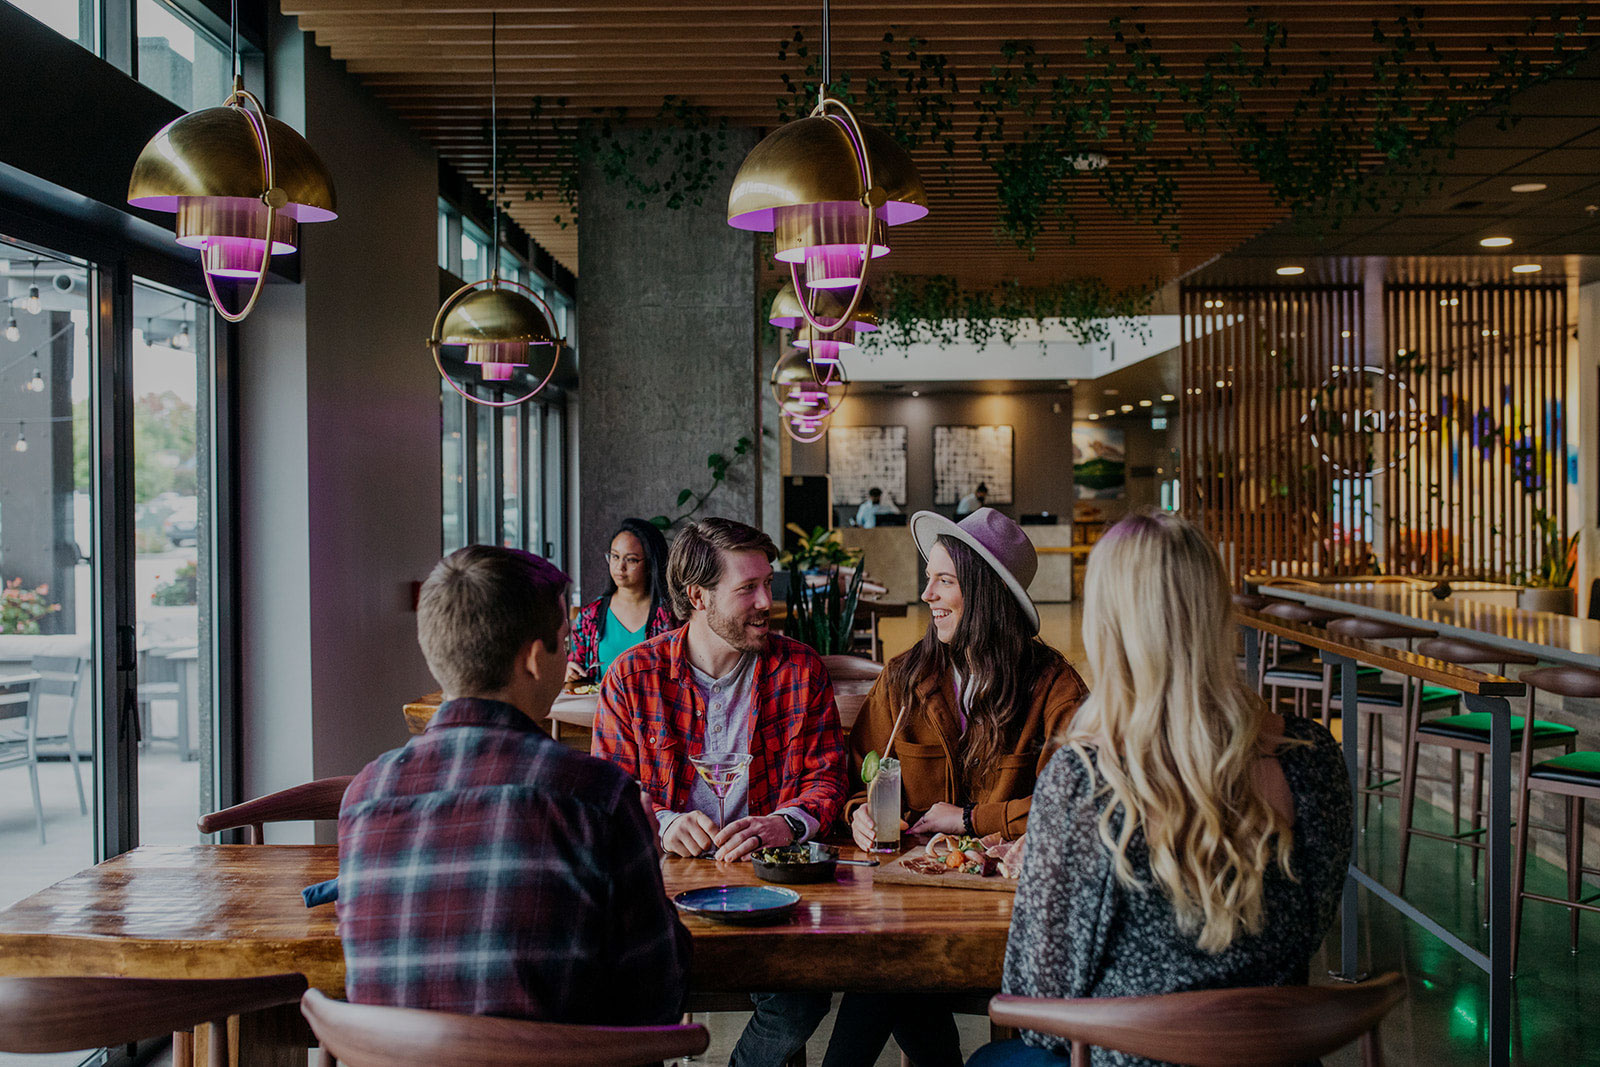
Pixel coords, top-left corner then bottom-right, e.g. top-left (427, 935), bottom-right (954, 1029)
top-left (689, 751), bottom-right (753, 830)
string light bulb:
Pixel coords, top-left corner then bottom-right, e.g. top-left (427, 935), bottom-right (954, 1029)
top-left (26, 369), bottom-right (44, 393)
top-left (173, 324), bottom-right (191, 349)
top-left (23, 286), bottom-right (40, 316)
top-left (12, 425), bottom-right (26, 453)
top-left (4, 317), bottom-right (17, 343)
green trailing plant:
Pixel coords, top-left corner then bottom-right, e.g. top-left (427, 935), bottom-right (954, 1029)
top-left (649, 436), bottom-right (755, 531)
top-left (775, 28), bottom-right (960, 178)
top-left (785, 556), bottom-right (867, 656)
top-left (862, 273), bottom-right (1156, 351)
top-left (2, 577), bottom-right (60, 635)
top-left (971, 7), bottom-right (1599, 250)
top-left (1527, 508), bottom-right (1578, 588)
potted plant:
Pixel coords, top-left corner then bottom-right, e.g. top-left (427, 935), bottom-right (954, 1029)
top-left (781, 524), bottom-right (866, 655)
top-left (1518, 509), bottom-right (1579, 616)
top-left (1, 577), bottom-right (62, 634)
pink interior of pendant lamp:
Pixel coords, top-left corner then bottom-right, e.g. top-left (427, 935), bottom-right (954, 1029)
top-left (189, 235), bottom-right (297, 277)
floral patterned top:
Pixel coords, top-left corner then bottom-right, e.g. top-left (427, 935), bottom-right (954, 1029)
top-left (568, 595), bottom-right (678, 681)
top-left (1002, 715), bottom-right (1352, 1066)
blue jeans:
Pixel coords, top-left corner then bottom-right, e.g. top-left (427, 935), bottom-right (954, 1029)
top-left (728, 991), bottom-right (833, 1067)
top-left (966, 1040), bottom-right (1071, 1067)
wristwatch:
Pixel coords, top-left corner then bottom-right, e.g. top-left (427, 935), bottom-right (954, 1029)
top-left (780, 813), bottom-right (806, 844)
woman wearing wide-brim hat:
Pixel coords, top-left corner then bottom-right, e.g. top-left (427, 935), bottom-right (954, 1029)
top-left (821, 507), bottom-right (1088, 1067)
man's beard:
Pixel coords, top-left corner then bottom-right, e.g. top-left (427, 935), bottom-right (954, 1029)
top-left (707, 601), bottom-right (770, 653)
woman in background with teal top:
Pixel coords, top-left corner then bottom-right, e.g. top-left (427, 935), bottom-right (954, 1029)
top-left (567, 517), bottom-right (679, 683)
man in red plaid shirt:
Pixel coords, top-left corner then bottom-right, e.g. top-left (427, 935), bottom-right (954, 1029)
top-left (594, 517), bottom-right (846, 1067)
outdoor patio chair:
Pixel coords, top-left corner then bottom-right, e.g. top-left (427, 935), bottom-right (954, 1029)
top-left (0, 654), bottom-right (86, 844)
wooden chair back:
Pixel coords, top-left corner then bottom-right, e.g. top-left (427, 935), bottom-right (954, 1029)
top-left (1416, 637), bottom-right (1540, 669)
top-left (822, 655), bottom-right (885, 681)
top-left (198, 775), bottom-right (355, 843)
top-left (1326, 617), bottom-right (1433, 643)
top-left (1231, 594), bottom-right (1271, 612)
top-left (988, 973), bottom-right (1405, 1067)
top-left (0, 974), bottom-right (306, 1059)
top-left (1521, 664), bottom-right (1600, 700)
top-left (1259, 601), bottom-right (1343, 625)
top-left (300, 989), bottom-right (710, 1067)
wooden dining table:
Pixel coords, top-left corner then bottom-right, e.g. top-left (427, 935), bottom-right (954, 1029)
top-left (0, 841), bottom-right (1012, 1065)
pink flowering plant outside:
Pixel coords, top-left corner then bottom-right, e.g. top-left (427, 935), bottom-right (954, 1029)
top-left (2, 577), bottom-right (62, 634)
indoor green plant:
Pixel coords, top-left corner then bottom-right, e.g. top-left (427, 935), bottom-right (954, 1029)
top-left (782, 525), bottom-right (866, 656)
top-left (1518, 509), bottom-right (1579, 616)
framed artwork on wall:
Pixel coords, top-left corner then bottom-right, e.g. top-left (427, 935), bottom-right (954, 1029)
top-left (827, 425), bottom-right (908, 506)
top-left (934, 425), bottom-right (1014, 505)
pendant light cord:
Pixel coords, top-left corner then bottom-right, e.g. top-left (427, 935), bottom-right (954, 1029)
top-left (230, 0), bottom-right (239, 82)
top-left (491, 11), bottom-right (500, 278)
top-left (820, 0), bottom-right (830, 106)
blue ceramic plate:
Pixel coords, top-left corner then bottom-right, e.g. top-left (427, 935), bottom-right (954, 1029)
top-left (673, 885), bottom-right (801, 925)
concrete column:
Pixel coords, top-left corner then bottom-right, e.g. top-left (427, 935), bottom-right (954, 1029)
top-left (576, 128), bottom-right (760, 597)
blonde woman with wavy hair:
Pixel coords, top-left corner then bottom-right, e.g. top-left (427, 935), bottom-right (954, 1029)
top-left (971, 512), bottom-right (1352, 1067)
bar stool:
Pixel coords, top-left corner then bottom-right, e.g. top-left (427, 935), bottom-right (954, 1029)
top-left (1232, 594), bottom-right (1272, 679)
top-left (1258, 602), bottom-right (1378, 720)
top-left (1319, 617), bottom-right (1455, 828)
top-left (1511, 665), bottom-right (1600, 972)
top-left (1397, 638), bottom-right (1577, 895)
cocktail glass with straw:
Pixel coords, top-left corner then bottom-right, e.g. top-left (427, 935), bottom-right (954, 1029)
top-left (688, 751), bottom-right (752, 830)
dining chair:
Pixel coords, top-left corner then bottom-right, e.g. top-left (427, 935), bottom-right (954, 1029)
top-left (137, 644), bottom-right (185, 753)
top-left (0, 654), bottom-right (86, 844)
top-left (0, 973), bottom-right (307, 1065)
top-left (987, 972), bottom-right (1406, 1067)
top-left (1397, 639), bottom-right (1575, 895)
top-left (1257, 602), bottom-right (1378, 719)
top-left (1510, 665), bottom-right (1600, 972)
top-left (1317, 618), bottom-right (1450, 827)
top-left (300, 989), bottom-right (710, 1067)
top-left (198, 775), bottom-right (355, 842)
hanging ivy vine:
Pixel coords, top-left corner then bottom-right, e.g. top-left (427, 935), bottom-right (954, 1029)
top-left (861, 274), bottom-right (1156, 351)
top-left (971, 5), bottom-right (1599, 250)
top-left (774, 27), bottom-right (960, 177)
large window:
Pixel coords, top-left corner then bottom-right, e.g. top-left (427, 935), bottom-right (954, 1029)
top-left (7, 0), bottom-right (96, 54)
top-left (135, 0), bottom-right (230, 112)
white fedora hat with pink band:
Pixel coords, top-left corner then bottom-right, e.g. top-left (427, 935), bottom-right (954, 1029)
top-left (910, 506), bottom-right (1040, 634)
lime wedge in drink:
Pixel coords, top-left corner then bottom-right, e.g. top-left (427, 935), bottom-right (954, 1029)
top-left (861, 750), bottom-right (880, 784)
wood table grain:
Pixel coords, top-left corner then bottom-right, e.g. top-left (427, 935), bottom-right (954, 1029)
top-left (0, 843), bottom-right (1011, 1061)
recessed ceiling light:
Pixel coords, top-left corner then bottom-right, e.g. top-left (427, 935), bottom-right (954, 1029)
top-left (1510, 182), bottom-right (1547, 193)
top-left (1104, 388), bottom-right (1119, 396)
top-left (1276, 265), bottom-right (1305, 276)
top-left (910, 390), bottom-right (920, 397)
top-left (1512, 263), bottom-right (1542, 274)
top-left (1479, 236), bottom-right (1514, 247)
top-left (1138, 399), bottom-right (1153, 407)
top-left (1088, 413), bottom-right (1099, 420)
top-left (1105, 408), bottom-right (1116, 416)
top-left (1161, 393), bottom-right (1175, 401)
top-left (1120, 404), bottom-right (1134, 413)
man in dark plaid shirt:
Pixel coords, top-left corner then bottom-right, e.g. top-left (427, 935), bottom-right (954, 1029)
top-left (337, 545), bottom-right (690, 1023)
top-left (594, 518), bottom-right (845, 1066)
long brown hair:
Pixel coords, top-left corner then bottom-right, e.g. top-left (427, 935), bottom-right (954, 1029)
top-left (883, 535), bottom-right (1063, 789)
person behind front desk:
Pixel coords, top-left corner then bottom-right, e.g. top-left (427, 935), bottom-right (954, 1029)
top-left (956, 481), bottom-right (988, 517)
top-left (853, 486), bottom-right (901, 528)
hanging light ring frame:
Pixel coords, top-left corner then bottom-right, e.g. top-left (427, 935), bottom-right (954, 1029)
top-left (200, 83), bottom-right (285, 324)
top-left (785, 419), bottom-right (830, 445)
top-left (789, 97), bottom-right (882, 336)
top-left (428, 275), bottom-right (563, 408)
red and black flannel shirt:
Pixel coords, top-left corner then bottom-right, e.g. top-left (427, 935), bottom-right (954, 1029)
top-left (337, 698), bottom-right (690, 1023)
top-left (567, 595), bottom-right (679, 680)
top-left (592, 628), bottom-right (847, 831)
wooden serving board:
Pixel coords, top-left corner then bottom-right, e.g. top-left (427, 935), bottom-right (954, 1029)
top-left (872, 848), bottom-right (1018, 894)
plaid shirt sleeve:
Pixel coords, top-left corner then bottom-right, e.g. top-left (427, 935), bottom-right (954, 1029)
top-left (569, 600), bottom-right (602, 677)
top-left (603, 780), bottom-right (692, 1022)
top-left (591, 661), bottom-right (658, 815)
top-left (766, 646), bottom-right (847, 830)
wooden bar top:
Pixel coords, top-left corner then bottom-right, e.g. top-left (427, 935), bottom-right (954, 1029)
top-left (0, 844), bottom-right (1010, 995)
top-left (1234, 607), bottom-right (1522, 696)
top-left (1253, 583), bottom-right (1600, 671)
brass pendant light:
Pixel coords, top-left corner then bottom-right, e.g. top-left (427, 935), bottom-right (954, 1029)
top-left (426, 13), bottom-right (564, 408)
top-left (768, 281), bottom-right (877, 383)
top-left (128, 0), bottom-right (336, 322)
top-left (729, 0), bottom-right (926, 336)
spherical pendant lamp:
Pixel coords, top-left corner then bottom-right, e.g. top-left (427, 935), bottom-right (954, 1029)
top-left (425, 14), bottom-right (563, 407)
top-left (129, 75), bottom-right (336, 322)
top-left (771, 348), bottom-right (849, 442)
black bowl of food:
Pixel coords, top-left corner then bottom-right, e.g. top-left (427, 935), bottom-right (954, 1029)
top-left (752, 842), bottom-right (839, 884)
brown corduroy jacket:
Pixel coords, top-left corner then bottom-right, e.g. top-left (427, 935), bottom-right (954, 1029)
top-left (843, 654), bottom-right (1088, 840)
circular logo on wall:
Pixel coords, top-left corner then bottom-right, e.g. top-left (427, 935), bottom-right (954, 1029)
top-left (1301, 365), bottom-right (1423, 478)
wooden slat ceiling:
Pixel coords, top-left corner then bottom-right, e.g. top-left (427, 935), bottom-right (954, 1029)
top-left (281, 1), bottom-right (1600, 289)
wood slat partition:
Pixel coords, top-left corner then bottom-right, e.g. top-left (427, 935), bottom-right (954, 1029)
top-left (1181, 284), bottom-right (1367, 582)
top-left (1182, 281), bottom-right (1568, 585)
top-left (1383, 282), bottom-right (1567, 581)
